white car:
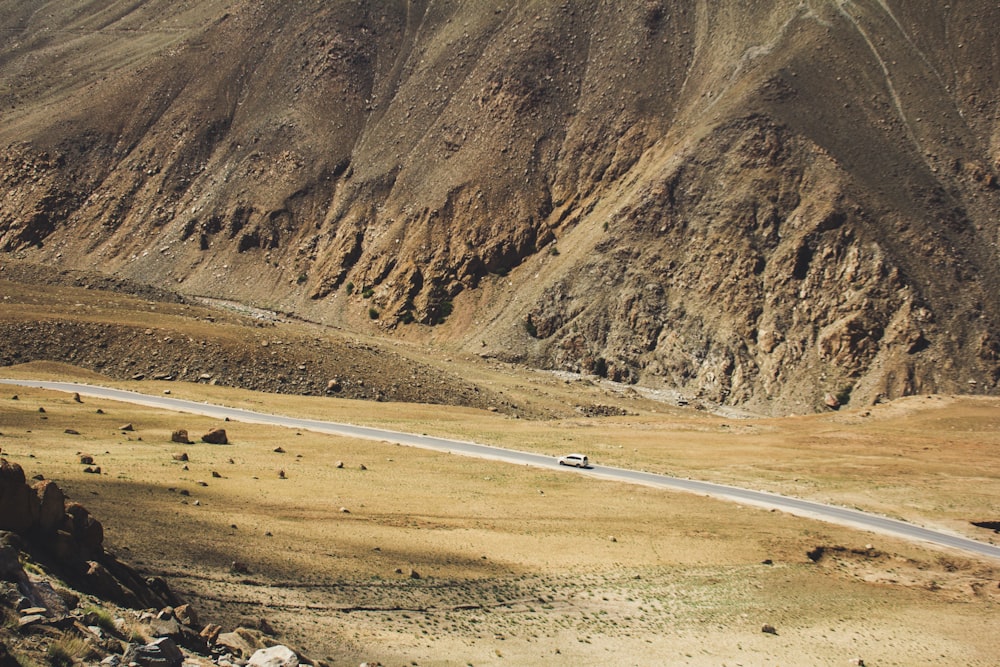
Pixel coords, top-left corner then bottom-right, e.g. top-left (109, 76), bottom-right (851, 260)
top-left (558, 453), bottom-right (590, 468)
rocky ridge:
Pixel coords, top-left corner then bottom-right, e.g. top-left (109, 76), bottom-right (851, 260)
top-left (0, 458), bottom-right (325, 667)
top-left (0, 1), bottom-right (998, 413)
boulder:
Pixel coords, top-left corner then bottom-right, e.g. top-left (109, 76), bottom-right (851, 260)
top-left (148, 616), bottom-right (182, 639)
top-left (0, 459), bottom-right (35, 532)
top-left (32, 480), bottom-right (65, 532)
top-left (80, 561), bottom-right (126, 602)
top-left (171, 430), bottom-right (192, 444)
top-left (0, 541), bottom-right (23, 582)
top-left (201, 429), bottom-right (228, 445)
top-left (124, 637), bottom-right (184, 667)
top-left (216, 629), bottom-right (263, 659)
top-left (248, 645), bottom-right (299, 667)
top-left (63, 503), bottom-right (104, 555)
top-left (174, 603), bottom-right (199, 628)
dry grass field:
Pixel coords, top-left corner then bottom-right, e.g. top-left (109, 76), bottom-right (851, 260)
top-left (2, 366), bottom-right (999, 666)
top-left (2, 271), bottom-right (1000, 665)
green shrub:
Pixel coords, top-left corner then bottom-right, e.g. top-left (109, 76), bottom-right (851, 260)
top-left (82, 605), bottom-right (116, 634)
top-left (47, 637), bottom-right (91, 667)
top-left (345, 282), bottom-right (355, 295)
top-left (368, 307), bottom-right (379, 320)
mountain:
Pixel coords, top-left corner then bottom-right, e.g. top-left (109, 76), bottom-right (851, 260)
top-left (1, 0), bottom-right (998, 414)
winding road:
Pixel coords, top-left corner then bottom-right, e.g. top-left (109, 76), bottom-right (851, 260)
top-left (4, 378), bottom-right (1000, 561)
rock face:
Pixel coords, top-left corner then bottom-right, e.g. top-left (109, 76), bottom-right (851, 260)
top-left (0, 459), bottom-right (34, 532)
top-left (0, 2), bottom-right (998, 413)
top-left (0, 458), bottom-right (177, 610)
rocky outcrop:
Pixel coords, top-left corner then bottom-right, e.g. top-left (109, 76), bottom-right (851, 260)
top-left (0, 459), bottom-right (176, 610)
top-left (0, 461), bottom-right (322, 666)
top-left (0, 460), bottom-right (34, 532)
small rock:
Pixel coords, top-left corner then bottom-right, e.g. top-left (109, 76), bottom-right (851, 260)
top-left (73, 393), bottom-right (82, 403)
top-left (120, 423), bottom-right (134, 432)
top-left (83, 466), bottom-right (101, 474)
top-left (278, 470), bottom-right (286, 479)
top-left (335, 461), bottom-right (344, 469)
top-left (231, 561), bottom-right (250, 574)
top-left (824, 393), bottom-right (841, 409)
top-left (95, 408), bottom-right (104, 414)
top-left (273, 446), bottom-right (285, 453)
top-left (761, 623), bottom-right (777, 635)
top-left (172, 453), bottom-right (189, 462)
top-left (80, 455), bottom-right (94, 465)
top-left (38, 407), bottom-right (45, 413)
top-left (358, 464), bottom-right (367, 471)
top-left (64, 429), bottom-right (80, 435)
top-left (171, 430), bottom-right (192, 444)
top-left (339, 507), bottom-right (350, 513)
top-left (212, 471), bottom-right (222, 478)
top-left (409, 569), bottom-right (421, 580)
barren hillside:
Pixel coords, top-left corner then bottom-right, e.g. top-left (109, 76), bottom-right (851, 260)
top-left (1, 0), bottom-right (998, 413)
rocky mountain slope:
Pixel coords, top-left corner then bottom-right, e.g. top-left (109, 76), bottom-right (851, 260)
top-left (1, 0), bottom-right (998, 414)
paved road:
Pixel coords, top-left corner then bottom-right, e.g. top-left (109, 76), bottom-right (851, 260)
top-left (4, 378), bottom-right (1000, 561)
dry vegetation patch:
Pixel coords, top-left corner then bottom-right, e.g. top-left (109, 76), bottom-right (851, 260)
top-left (1, 379), bottom-right (999, 664)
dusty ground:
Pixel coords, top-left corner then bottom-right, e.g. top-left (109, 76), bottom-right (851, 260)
top-left (1, 372), bottom-right (999, 666)
top-left (2, 268), bottom-right (1000, 665)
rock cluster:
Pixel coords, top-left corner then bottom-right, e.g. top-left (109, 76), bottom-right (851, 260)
top-left (0, 458), bottom-right (169, 608)
top-left (0, 459), bottom-right (321, 667)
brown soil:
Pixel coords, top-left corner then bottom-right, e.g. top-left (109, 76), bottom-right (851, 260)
top-left (2, 363), bottom-right (999, 664)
